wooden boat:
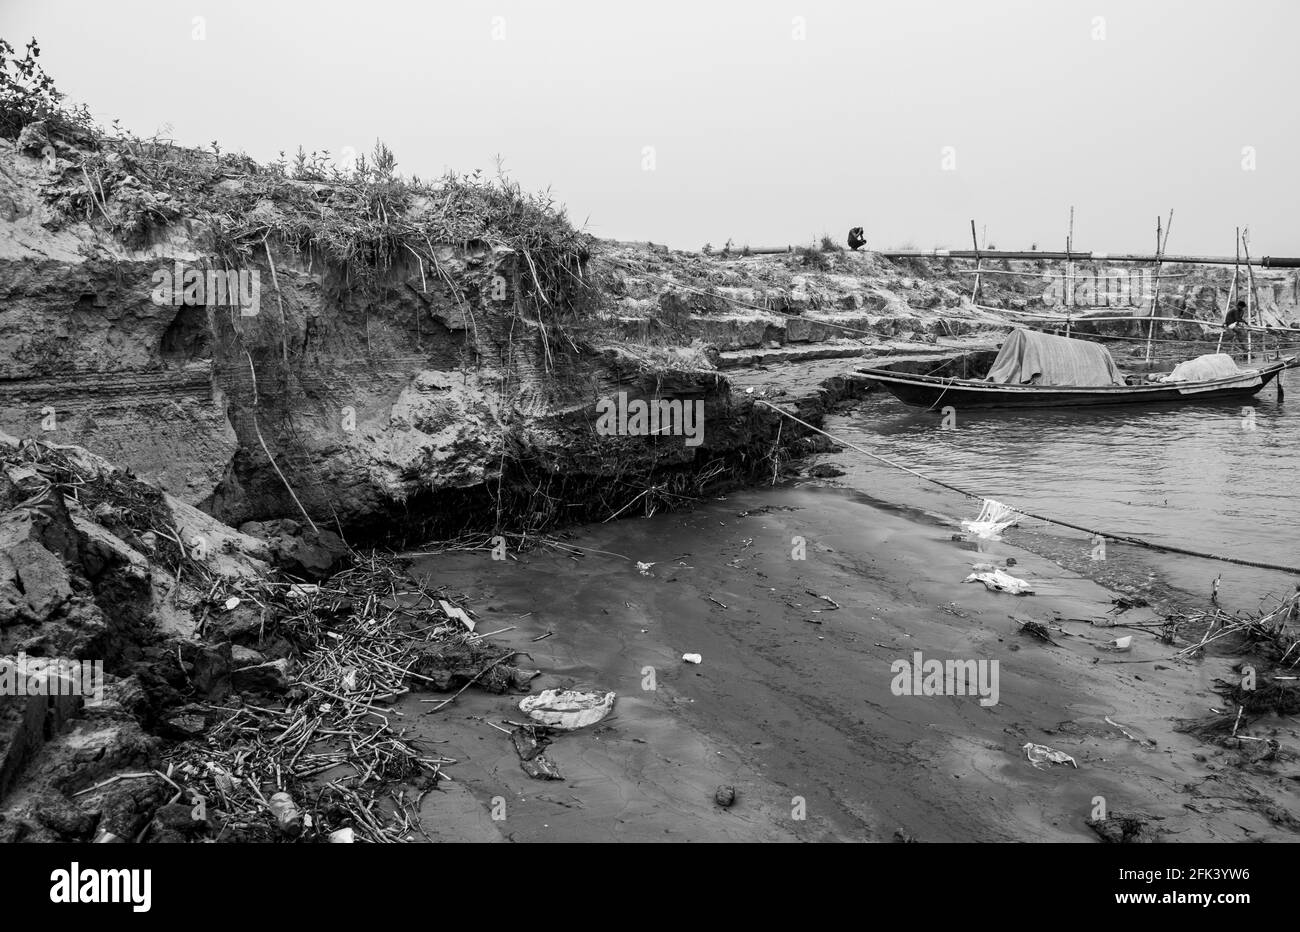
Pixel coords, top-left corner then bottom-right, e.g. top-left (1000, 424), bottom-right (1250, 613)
top-left (855, 329), bottom-right (1294, 410)
top-left (856, 358), bottom-right (1291, 409)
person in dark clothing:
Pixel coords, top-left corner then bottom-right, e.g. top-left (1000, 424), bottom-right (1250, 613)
top-left (1224, 299), bottom-right (1248, 349)
top-left (847, 227), bottom-right (866, 251)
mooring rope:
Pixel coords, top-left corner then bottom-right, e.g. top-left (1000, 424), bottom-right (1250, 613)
top-left (754, 400), bottom-right (1300, 576)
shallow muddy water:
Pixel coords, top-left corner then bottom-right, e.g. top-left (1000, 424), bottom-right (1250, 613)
top-left (828, 387), bottom-right (1300, 608)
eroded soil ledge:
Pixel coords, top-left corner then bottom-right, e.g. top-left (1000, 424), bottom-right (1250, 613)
top-left (3, 119), bottom-right (1297, 842)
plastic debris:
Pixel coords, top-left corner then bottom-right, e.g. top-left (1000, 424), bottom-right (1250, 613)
top-left (682, 653), bottom-right (703, 664)
top-left (1107, 635), bottom-right (1133, 652)
top-left (521, 754), bottom-right (563, 780)
top-left (1023, 742), bottom-right (1077, 769)
top-left (519, 689), bottom-right (616, 730)
top-left (268, 791), bottom-right (304, 836)
top-left (286, 583), bottom-right (319, 603)
top-left (636, 561), bottom-right (656, 576)
top-left (438, 599), bottom-right (475, 632)
top-left (222, 596), bottom-right (241, 611)
top-left (964, 569), bottom-right (1034, 595)
top-left (960, 498), bottom-right (1021, 540)
top-left (328, 827), bottom-right (355, 843)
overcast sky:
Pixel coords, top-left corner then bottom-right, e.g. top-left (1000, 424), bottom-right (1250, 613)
top-left (7, 0), bottom-right (1296, 255)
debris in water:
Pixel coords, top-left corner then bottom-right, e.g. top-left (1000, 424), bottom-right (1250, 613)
top-left (682, 653), bottom-right (703, 664)
top-left (1108, 594), bottom-right (1149, 614)
top-left (960, 499), bottom-right (1021, 540)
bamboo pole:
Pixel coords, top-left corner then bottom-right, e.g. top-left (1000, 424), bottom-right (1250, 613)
top-left (1241, 228), bottom-right (1261, 362)
top-left (1233, 229), bottom-right (1245, 361)
top-left (969, 219), bottom-right (982, 304)
top-left (1215, 259), bottom-right (1239, 355)
top-left (876, 249), bottom-right (1300, 267)
top-left (1145, 210), bottom-right (1173, 362)
top-left (1065, 207), bottom-right (1074, 338)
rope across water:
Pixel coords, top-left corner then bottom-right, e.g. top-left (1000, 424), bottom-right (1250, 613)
top-left (754, 400), bottom-right (1300, 577)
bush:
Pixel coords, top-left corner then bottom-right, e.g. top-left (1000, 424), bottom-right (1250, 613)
top-left (0, 37), bottom-right (95, 139)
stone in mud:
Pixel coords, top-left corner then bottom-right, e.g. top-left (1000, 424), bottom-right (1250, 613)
top-left (95, 779), bottom-right (168, 840)
top-left (231, 645), bottom-right (266, 667)
top-left (34, 791), bottom-right (97, 839)
top-left (153, 802), bottom-right (206, 836)
top-left (239, 519), bottom-right (349, 580)
top-left (0, 816), bottom-right (24, 843)
top-left (15, 120), bottom-right (52, 159)
top-left (175, 639), bottom-right (232, 698)
top-left (412, 640), bottom-right (524, 693)
top-left (13, 820), bottom-right (61, 843)
top-left (164, 712), bottom-right (207, 738)
top-left (205, 602), bottom-right (265, 642)
top-left (231, 657), bottom-right (293, 695)
top-left (714, 784), bottom-right (736, 808)
top-left (0, 509), bottom-right (76, 627)
top-left (1086, 811), bottom-right (1162, 843)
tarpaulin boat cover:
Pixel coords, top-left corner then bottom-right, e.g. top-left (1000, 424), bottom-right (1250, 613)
top-left (1160, 353), bottom-right (1253, 383)
top-left (984, 329), bottom-right (1125, 386)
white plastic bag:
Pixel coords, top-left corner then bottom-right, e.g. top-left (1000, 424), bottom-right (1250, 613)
top-left (964, 569), bottom-right (1034, 595)
top-left (519, 689), bottom-right (616, 730)
top-left (1023, 742), bottom-right (1077, 769)
top-left (961, 498), bottom-right (1021, 540)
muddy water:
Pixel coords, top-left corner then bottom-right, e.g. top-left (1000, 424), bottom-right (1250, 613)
top-left (829, 389), bottom-right (1300, 608)
top-left (407, 486), bottom-right (1300, 843)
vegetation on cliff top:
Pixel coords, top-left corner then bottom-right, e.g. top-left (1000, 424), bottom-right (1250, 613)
top-left (1, 36), bottom-right (592, 314)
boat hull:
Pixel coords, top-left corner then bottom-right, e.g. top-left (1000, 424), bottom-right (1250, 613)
top-left (856, 359), bottom-right (1291, 410)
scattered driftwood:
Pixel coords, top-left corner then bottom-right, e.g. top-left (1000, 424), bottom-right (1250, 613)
top-left (805, 589), bottom-right (841, 610)
top-left (1015, 618), bottom-right (1056, 644)
top-left (162, 554), bottom-right (527, 842)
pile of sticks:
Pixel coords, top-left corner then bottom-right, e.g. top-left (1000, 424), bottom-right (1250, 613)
top-left (164, 554), bottom-right (481, 843)
top-left (1172, 590), bottom-right (1300, 664)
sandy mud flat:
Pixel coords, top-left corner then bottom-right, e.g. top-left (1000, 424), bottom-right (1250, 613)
top-left (408, 485), bottom-right (1300, 842)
